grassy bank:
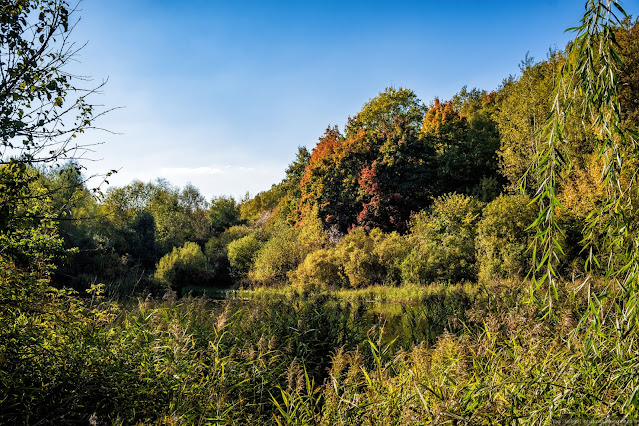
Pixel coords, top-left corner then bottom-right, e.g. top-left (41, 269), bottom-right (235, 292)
top-left (234, 282), bottom-right (479, 305)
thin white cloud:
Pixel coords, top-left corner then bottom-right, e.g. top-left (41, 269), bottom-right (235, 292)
top-left (231, 166), bottom-right (256, 172)
top-left (161, 166), bottom-right (224, 176)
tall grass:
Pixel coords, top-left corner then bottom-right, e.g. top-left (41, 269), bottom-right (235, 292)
top-left (270, 281), bottom-right (639, 424)
top-left (2, 280), bottom-right (636, 424)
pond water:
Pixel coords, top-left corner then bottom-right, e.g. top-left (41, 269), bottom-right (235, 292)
top-left (199, 288), bottom-right (475, 350)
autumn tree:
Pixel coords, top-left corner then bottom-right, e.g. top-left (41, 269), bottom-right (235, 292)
top-left (299, 125), bottom-right (355, 231)
top-left (299, 89), bottom-right (437, 233)
top-left (356, 117), bottom-right (436, 232)
top-left (297, 86), bottom-right (505, 233)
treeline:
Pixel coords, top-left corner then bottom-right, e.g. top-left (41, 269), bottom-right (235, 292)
top-left (26, 18), bottom-right (637, 297)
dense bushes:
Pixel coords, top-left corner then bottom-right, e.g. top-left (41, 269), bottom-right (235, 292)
top-left (155, 242), bottom-right (209, 297)
top-left (402, 193), bottom-right (484, 284)
top-left (289, 248), bottom-right (345, 291)
top-left (227, 234), bottom-right (263, 278)
top-left (288, 228), bottom-right (409, 290)
top-left (476, 194), bottom-right (537, 281)
top-left (250, 224), bottom-right (307, 284)
top-left (275, 193), bottom-right (549, 289)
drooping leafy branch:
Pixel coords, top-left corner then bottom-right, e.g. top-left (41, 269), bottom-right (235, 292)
top-left (530, 0), bottom-right (638, 314)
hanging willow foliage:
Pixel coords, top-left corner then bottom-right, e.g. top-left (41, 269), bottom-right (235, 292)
top-left (529, 0), bottom-right (639, 323)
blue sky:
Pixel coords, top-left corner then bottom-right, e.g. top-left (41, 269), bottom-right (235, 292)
top-left (71, 0), bottom-right (639, 200)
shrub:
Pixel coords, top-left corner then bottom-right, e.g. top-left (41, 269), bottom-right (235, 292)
top-left (476, 194), bottom-right (537, 282)
top-left (401, 193), bottom-right (484, 284)
top-left (400, 248), bottom-right (428, 286)
top-left (204, 225), bottom-right (254, 281)
top-left (296, 205), bottom-right (329, 249)
top-left (289, 228), bottom-right (409, 290)
top-left (334, 228), bottom-right (383, 288)
top-left (372, 230), bottom-right (411, 286)
top-left (205, 224), bottom-right (252, 261)
top-left (227, 234), bottom-right (263, 278)
top-left (154, 242), bottom-right (208, 297)
top-left (251, 224), bottom-right (307, 284)
top-left (288, 248), bottom-right (345, 291)
top-left (205, 225), bottom-right (253, 258)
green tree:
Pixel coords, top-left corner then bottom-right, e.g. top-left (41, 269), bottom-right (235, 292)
top-left (496, 55), bottom-right (563, 190)
top-left (209, 196), bottom-right (242, 235)
top-left (102, 180), bottom-right (157, 225)
top-left (345, 87), bottom-right (426, 137)
top-left (178, 183), bottom-right (211, 246)
top-left (282, 146), bottom-right (311, 194)
top-left (143, 179), bottom-right (210, 254)
top-left (278, 146), bottom-right (311, 223)
top-left (422, 97), bottom-right (501, 198)
top-left (0, 0), bottom-right (107, 168)
top-left (0, 164), bottom-right (63, 268)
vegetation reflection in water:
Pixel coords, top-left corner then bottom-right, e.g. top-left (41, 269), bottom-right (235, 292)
top-left (227, 284), bottom-right (476, 349)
